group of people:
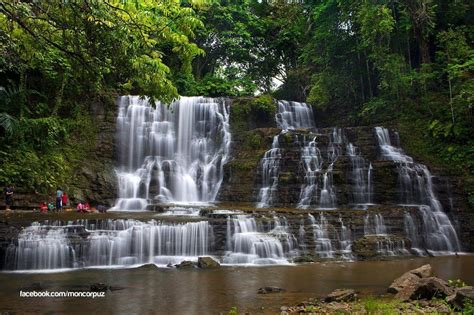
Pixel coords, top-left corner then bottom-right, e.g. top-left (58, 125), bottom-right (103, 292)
top-left (38, 187), bottom-right (108, 213)
top-left (39, 187), bottom-right (69, 213)
top-left (3, 184), bottom-right (109, 214)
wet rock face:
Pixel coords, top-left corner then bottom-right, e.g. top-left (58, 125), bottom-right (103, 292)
top-left (197, 256), bottom-right (220, 269)
top-left (352, 235), bottom-right (411, 259)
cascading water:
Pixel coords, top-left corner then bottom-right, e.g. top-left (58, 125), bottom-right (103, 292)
top-left (7, 220), bottom-right (213, 270)
top-left (404, 211), bottom-right (424, 255)
top-left (347, 143), bottom-right (372, 207)
top-left (364, 214), bottom-right (388, 235)
top-left (298, 128), bottom-right (341, 209)
top-left (276, 100), bottom-right (315, 130)
top-left (11, 223), bottom-right (76, 270)
top-left (338, 217), bottom-right (353, 259)
top-left (375, 127), bottom-right (461, 254)
top-left (114, 96), bottom-right (231, 210)
top-left (257, 100), bottom-right (315, 207)
top-left (298, 136), bottom-right (323, 208)
top-left (223, 215), bottom-right (296, 265)
top-left (257, 136), bottom-right (282, 208)
top-left (308, 213), bottom-right (334, 258)
top-left (363, 213), bottom-right (408, 256)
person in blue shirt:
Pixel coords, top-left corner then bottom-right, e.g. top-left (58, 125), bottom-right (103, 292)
top-left (56, 187), bottom-right (63, 211)
top-left (4, 185), bottom-right (13, 212)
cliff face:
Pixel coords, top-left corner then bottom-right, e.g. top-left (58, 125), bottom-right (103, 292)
top-left (10, 99), bottom-right (118, 208)
top-left (7, 97), bottom-right (473, 251)
top-left (218, 98), bottom-right (473, 251)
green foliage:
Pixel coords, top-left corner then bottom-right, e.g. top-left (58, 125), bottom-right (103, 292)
top-left (464, 298), bottom-right (474, 314)
top-left (363, 297), bottom-right (398, 314)
top-left (448, 279), bottom-right (467, 288)
top-left (250, 95), bottom-right (276, 119)
top-left (1, 0), bottom-right (205, 103)
top-left (228, 306), bottom-right (237, 315)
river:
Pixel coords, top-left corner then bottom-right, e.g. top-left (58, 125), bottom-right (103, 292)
top-left (1, 255), bottom-right (473, 314)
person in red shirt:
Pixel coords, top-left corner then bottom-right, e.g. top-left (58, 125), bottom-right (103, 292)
top-left (61, 192), bottom-right (68, 207)
top-left (40, 202), bottom-right (48, 213)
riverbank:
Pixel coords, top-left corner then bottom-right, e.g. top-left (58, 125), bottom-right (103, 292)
top-left (0, 257), bottom-right (473, 314)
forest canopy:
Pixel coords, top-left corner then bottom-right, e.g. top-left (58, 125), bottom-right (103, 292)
top-left (0, 0), bottom-right (473, 198)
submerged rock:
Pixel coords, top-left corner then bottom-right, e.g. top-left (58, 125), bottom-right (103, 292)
top-left (257, 286), bottom-right (286, 294)
top-left (197, 256), bottom-right (220, 269)
top-left (324, 289), bottom-right (357, 302)
top-left (90, 283), bottom-right (108, 292)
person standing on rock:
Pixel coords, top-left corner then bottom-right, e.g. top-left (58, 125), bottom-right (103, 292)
top-left (3, 184), bottom-right (13, 212)
top-left (56, 187), bottom-right (63, 212)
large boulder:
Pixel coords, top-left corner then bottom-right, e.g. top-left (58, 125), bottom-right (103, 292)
top-left (447, 286), bottom-right (474, 310)
top-left (324, 289), bottom-right (357, 302)
top-left (388, 264), bottom-right (432, 294)
top-left (410, 277), bottom-right (454, 300)
top-left (197, 256), bottom-right (220, 269)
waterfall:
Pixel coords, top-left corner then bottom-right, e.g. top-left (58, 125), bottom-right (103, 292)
top-left (114, 96), bottom-right (231, 210)
top-left (404, 212), bottom-right (425, 255)
top-left (364, 214), bottom-right (388, 235)
top-left (338, 217), bottom-right (353, 260)
top-left (276, 100), bottom-right (315, 130)
top-left (8, 220), bottom-right (214, 270)
top-left (298, 136), bottom-right (322, 208)
top-left (298, 128), bottom-right (340, 209)
top-left (257, 136), bottom-right (281, 208)
top-left (375, 127), bottom-right (461, 254)
top-left (13, 223), bottom-right (76, 270)
top-left (308, 213), bottom-right (334, 258)
top-left (223, 215), bottom-right (296, 265)
top-left (376, 238), bottom-right (409, 256)
top-left (347, 143), bottom-right (372, 207)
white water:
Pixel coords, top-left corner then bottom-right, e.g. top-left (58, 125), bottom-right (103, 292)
top-left (276, 100), bottom-right (315, 130)
top-left (347, 143), bottom-right (373, 207)
top-left (12, 223), bottom-right (76, 270)
top-left (9, 220), bottom-right (213, 270)
top-left (338, 217), bottom-right (354, 259)
top-left (257, 136), bottom-right (281, 208)
top-left (298, 129), bottom-right (341, 209)
top-left (298, 136), bottom-right (323, 208)
top-left (308, 214), bottom-right (334, 258)
top-left (114, 96), bottom-right (231, 210)
top-left (223, 215), bottom-right (296, 265)
top-left (375, 127), bottom-right (461, 254)
top-left (364, 214), bottom-right (388, 235)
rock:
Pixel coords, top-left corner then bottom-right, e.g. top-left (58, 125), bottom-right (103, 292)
top-left (447, 286), bottom-right (474, 310)
top-left (292, 255), bottom-right (315, 263)
top-left (175, 261), bottom-right (196, 269)
top-left (388, 264), bottom-right (432, 294)
top-left (257, 286), bottom-right (286, 294)
top-left (136, 263), bottom-right (159, 270)
top-left (410, 277), bottom-right (454, 300)
top-left (324, 289), bottom-right (357, 302)
top-left (280, 306), bottom-right (288, 311)
top-left (411, 264), bottom-right (433, 278)
top-left (197, 256), bottom-right (221, 269)
top-left (90, 283), bottom-right (108, 292)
